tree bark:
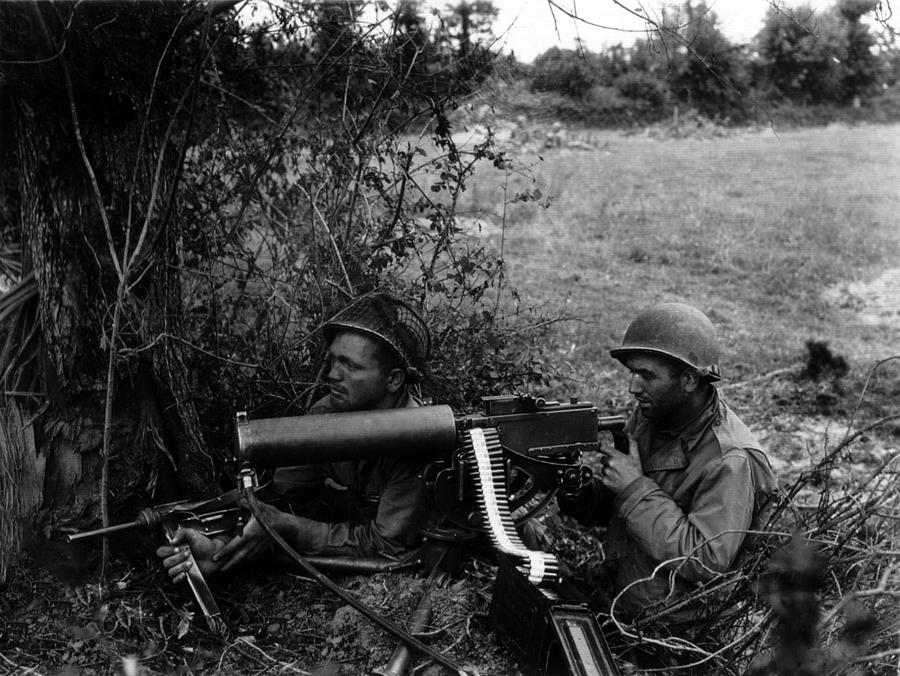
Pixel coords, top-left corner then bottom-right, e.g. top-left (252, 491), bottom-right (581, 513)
top-left (0, 2), bottom-right (227, 564)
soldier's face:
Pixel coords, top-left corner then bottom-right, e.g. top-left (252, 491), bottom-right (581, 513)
top-left (326, 331), bottom-right (395, 412)
top-left (622, 353), bottom-right (688, 424)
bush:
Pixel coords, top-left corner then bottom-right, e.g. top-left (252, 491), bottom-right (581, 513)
top-left (614, 71), bottom-right (671, 110)
top-left (177, 55), bottom-right (553, 458)
top-left (531, 47), bottom-right (596, 99)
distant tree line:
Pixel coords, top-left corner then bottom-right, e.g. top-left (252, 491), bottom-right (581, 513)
top-left (239, 0), bottom-right (898, 126)
top-left (523, 0), bottom-right (899, 123)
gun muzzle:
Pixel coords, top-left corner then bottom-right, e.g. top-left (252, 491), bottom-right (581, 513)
top-left (64, 505), bottom-right (173, 543)
top-left (65, 520), bottom-right (142, 542)
top-left (235, 405), bottom-right (459, 467)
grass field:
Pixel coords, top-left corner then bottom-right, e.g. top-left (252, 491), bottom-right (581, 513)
top-left (456, 123), bottom-right (900, 415)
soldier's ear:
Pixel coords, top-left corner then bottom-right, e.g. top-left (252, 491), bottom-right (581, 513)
top-left (385, 368), bottom-right (405, 393)
top-left (681, 368), bottom-right (701, 393)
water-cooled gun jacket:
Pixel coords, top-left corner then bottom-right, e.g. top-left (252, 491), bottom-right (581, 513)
top-left (271, 391), bottom-right (428, 559)
top-left (558, 389), bottom-right (777, 625)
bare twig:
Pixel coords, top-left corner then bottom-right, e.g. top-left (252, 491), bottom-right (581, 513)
top-left (840, 355), bottom-right (900, 446)
top-left (302, 185), bottom-right (355, 296)
top-left (0, 650), bottom-right (39, 674)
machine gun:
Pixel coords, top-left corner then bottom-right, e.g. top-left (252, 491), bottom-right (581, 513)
top-left (235, 394), bottom-right (626, 533)
top-left (235, 393), bottom-right (625, 675)
top-left (68, 394), bottom-right (625, 674)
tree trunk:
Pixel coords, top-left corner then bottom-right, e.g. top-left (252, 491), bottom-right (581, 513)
top-left (0, 2), bottom-right (223, 572)
top-left (12, 98), bottom-right (190, 572)
top-left (0, 402), bottom-right (43, 584)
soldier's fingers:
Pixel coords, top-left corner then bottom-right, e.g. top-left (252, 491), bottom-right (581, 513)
top-left (598, 471), bottom-right (613, 490)
top-left (166, 528), bottom-right (192, 545)
top-left (224, 536), bottom-right (268, 571)
top-left (220, 535), bottom-right (270, 572)
top-left (217, 545), bottom-right (247, 572)
top-left (626, 436), bottom-right (642, 467)
top-left (627, 435), bottom-right (639, 454)
top-left (172, 563), bottom-right (192, 583)
top-left (165, 556), bottom-right (193, 580)
top-left (162, 549), bottom-right (190, 568)
top-left (213, 533), bottom-right (243, 566)
top-left (180, 528), bottom-right (209, 547)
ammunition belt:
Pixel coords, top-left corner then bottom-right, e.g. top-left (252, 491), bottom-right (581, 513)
top-left (464, 427), bottom-right (559, 584)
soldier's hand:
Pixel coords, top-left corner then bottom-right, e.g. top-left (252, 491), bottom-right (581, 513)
top-left (559, 464), bottom-right (593, 500)
top-left (213, 501), bottom-right (284, 572)
top-left (156, 528), bottom-right (224, 583)
top-left (598, 435), bottom-right (643, 494)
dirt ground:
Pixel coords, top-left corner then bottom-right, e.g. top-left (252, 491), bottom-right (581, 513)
top-left (1, 543), bottom-right (525, 675)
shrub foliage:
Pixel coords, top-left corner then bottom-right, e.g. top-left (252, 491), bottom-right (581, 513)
top-left (0, 1), bottom-right (546, 525)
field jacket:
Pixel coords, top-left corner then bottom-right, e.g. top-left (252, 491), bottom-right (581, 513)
top-left (558, 389), bottom-right (777, 626)
top-left (271, 392), bottom-right (428, 559)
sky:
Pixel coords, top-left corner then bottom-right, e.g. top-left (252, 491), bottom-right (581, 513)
top-left (487, 0), bottom-right (843, 62)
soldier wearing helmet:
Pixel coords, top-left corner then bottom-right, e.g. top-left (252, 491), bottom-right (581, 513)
top-left (559, 302), bottom-right (777, 640)
top-left (318, 291), bottom-right (430, 412)
top-left (158, 292), bottom-right (433, 579)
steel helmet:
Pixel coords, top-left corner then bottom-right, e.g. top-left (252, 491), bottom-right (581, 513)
top-left (324, 292), bottom-right (431, 384)
top-left (610, 302), bottom-right (721, 381)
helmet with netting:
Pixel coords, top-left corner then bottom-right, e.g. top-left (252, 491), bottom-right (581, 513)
top-left (323, 292), bottom-right (431, 384)
top-left (610, 302), bottom-right (721, 381)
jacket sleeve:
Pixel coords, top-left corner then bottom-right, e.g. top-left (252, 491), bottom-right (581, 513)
top-left (275, 459), bottom-right (427, 558)
top-left (615, 449), bottom-right (755, 582)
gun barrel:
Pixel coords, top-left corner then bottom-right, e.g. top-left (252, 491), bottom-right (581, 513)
top-left (235, 405), bottom-right (459, 467)
top-left (65, 520), bottom-right (141, 542)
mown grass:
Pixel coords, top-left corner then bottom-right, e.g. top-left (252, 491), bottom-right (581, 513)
top-left (458, 123), bottom-right (900, 408)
